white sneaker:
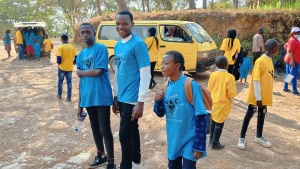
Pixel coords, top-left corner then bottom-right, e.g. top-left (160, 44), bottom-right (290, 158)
top-left (254, 136), bottom-right (272, 148)
top-left (237, 138), bottom-right (246, 150)
top-left (132, 162), bottom-right (142, 169)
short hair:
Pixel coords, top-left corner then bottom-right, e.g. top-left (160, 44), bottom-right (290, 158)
top-left (61, 34), bottom-right (68, 41)
top-left (80, 22), bottom-right (95, 33)
top-left (215, 56), bottom-right (228, 69)
top-left (265, 39), bottom-right (279, 51)
top-left (258, 27), bottom-right (264, 34)
top-left (165, 50), bottom-right (185, 71)
top-left (116, 10), bottom-right (133, 22)
top-left (242, 50), bottom-right (249, 57)
top-left (148, 27), bottom-right (156, 36)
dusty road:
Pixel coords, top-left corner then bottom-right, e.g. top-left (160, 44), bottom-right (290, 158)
top-left (0, 43), bottom-right (300, 169)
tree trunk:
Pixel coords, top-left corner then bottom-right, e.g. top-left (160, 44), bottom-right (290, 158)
top-left (233, 0), bottom-right (238, 8)
top-left (211, 0), bottom-right (214, 9)
top-left (146, 0), bottom-right (150, 12)
top-left (116, 0), bottom-right (128, 10)
top-left (188, 0), bottom-right (196, 9)
top-left (203, 0), bottom-right (207, 9)
top-left (141, 0), bottom-right (145, 12)
top-left (165, 0), bottom-right (172, 10)
top-left (96, 0), bottom-right (102, 16)
top-left (280, 0), bottom-right (285, 8)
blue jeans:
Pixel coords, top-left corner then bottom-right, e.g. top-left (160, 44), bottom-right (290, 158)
top-left (284, 62), bottom-right (299, 92)
top-left (168, 156), bottom-right (196, 169)
top-left (58, 68), bottom-right (72, 98)
top-left (18, 44), bottom-right (24, 60)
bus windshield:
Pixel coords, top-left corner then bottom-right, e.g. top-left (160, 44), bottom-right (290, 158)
top-left (185, 23), bottom-right (213, 43)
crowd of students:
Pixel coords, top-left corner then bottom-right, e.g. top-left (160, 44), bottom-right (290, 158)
top-left (3, 27), bottom-right (53, 61)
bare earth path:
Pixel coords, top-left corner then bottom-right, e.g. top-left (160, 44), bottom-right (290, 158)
top-left (0, 41), bottom-right (300, 169)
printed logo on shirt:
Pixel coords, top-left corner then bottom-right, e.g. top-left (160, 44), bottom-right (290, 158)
top-left (165, 95), bottom-right (184, 117)
top-left (269, 70), bottom-right (274, 78)
top-left (82, 55), bottom-right (94, 70)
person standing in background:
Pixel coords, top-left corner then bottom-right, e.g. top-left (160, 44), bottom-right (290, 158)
top-left (145, 27), bottom-right (158, 89)
top-left (4, 29), bottom-right (11, 58)
top-left (15, 28), bottom-right (25, 60)
top-left (252, 27), bottom-right (265, 64)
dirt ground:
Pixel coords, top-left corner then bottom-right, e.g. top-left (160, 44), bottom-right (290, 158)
top-left (0, 40), bottom-right (300, 169)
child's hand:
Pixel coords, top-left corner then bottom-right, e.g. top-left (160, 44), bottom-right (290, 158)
top-left (155, 90), bottom-right (164, 101)
top-left (193, 151), bottom-right (203, 159)
top-left (77, 108), bottom-right (83, 121)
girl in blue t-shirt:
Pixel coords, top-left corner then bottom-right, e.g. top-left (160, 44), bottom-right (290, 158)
top-left (239, 50), bottom-right (253, 83)
top-left (4, 29), bottom-right (11, 58)
top-left (153, 51), bottom-right (207, 168)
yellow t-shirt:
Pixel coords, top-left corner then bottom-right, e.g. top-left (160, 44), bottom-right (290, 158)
top-left (56, 43), bottom-right (77, 71)
top-left (208, 70), bottom-right (237, 123)
top-left (220, 38), bottom-right (241, 65)
top-left (15, 30), bottom-right (23, 45)
top-left (246, 54), bottom-right (274, 106)
top-left (43, 38), bottom-right (53, 52)
top-left (145, 36), bottom-right (158, 62)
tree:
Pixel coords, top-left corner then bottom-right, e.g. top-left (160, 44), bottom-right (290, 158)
top-left (233, 0), bottom-right (238, 8)
top-left (116, 0), bottom-right (128, 10)
top-left (203, 0), bottom-right (207, 9)
top-left (165, 0), bottom-right (173, 10)
top-left (188, 0), bottom-right (196, 9)
top-left (96, 0), bottom-right (102, 16)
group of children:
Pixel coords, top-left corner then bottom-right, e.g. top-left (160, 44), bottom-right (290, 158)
top-left (154, 38), bottom-right (279, 167)
top-left (3, 28), bottom-right (53, 61)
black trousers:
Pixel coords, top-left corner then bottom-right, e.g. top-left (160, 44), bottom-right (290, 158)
top-left (149, 61), bottom-right (156, 88)
top-left (253, 52), bottom-right (262, 64)
top-left (86, 106), bottom-right (114, 159)
top-left (228, 65), bottom-right (234, 75)
top-left (118, 102), bottom-right (141, 169)
top-left (240, 104), bottom-right (267, 138)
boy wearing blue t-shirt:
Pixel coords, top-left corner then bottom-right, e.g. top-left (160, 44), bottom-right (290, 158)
top-left (4, 29), bottom-right (11, 58)
top-left (112, 10), bottom-right (151, 169)
top-left (33, 40), bottom-right (41, 61)
top-left (76, 22), bottom-right (116, 169)
top-left (154, 50), bottom-right (207, 168)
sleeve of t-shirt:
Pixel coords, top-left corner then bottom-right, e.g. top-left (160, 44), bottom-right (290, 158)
top-left (94, 45), bottom-right (108, 70)
top-left (76, 51), bottom-right (82, 70)
top-left (134, 41), bottom-right (150, 69)
top-left (56, 46), bottom-right (62, 56)
top-left (144, 37), bottom-right (151, 48)
top-left (252, 60), bottom-right (262, 81)
top-left (192, 80), bottom-right (207, 116)
top-left (227, 74), bottom-right (238, 98)
top-left (220, 39), bottom-right (227, 51)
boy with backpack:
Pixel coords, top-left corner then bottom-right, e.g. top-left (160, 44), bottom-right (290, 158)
top-left (154, 50), bottom-right (207, 168)
top-left (208, 56), bottom-right (237, 149)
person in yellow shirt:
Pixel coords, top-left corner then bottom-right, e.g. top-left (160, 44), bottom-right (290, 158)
top-left (220, 29), bottom-right (241, 76)
top-left (208, 56), bottom-right (237, 149)
top-left (145, 27), bottom-right (159, 89)
top-left (56, 34), bottom-right (77, 101)
top-left (237, 39), bottom-right (279, 150)
top-left (43, 34), bottom-right (53, 61)
top-left (15, 28), bottom-right (25, 60)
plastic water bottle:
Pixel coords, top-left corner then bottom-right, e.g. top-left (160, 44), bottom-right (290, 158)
top-left (75, 111), bottom-right (87, 132)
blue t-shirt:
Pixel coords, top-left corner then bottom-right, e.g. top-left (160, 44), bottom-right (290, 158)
top-left (76, 43), bottom-right (113, 107)
top-left (114, 34), bottom-right (150, 102)
top-left (26, 32), bottom-right (35, 46)
top-left (4, 33), bottom-right (11, 45)
top-left (163, 75), bottom-right (207, 161)
top-left (35, 35), bottom-right (43, 46)
top-left (240, 57), bottom-right (252, 78)
top-left (33, 43), bottom-right (41, 57)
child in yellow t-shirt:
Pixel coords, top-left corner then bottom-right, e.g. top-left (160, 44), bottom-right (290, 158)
top-left (237, 39), bottom-right (279, 150)
top-left (208, 56), bottom-right (237, 149)
top-left (43, 34), bottom-right (53, 60)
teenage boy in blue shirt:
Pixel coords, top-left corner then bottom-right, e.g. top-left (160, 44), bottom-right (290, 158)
top-left (112, 10), bottom-right (151, 169)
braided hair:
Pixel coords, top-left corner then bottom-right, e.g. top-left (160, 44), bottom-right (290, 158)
top-left (148, 27), bottom-right (159, 49)
top-left (227, 29), bottom-right (237, 49)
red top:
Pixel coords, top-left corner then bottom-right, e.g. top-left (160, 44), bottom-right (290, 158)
top-left (284, 36), bottom-right (300, 64)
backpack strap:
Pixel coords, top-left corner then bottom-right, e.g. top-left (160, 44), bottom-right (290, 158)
top-left (184, 77), bottom-right (194, 105)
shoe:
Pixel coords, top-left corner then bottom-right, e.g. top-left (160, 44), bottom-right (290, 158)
top-left (237, 138), bottom-right (245, 150)
top-left (132, 162), bottom-right (142, 169)
top-left (254, 136), bottom-right (271, 148)
top-left (211, 143), bottom-right (225, 149)
top-left (106, 163), bottom-right (116, 169)
top-left (89, 155), bottom-right (107, 168)
top-left (57, 95), bottom-right (62, 100)
top-left (291, 91), bottom-right (300, 95)
top-left (283, 89), bottom-right (291, 92)
top-left (66, 98), bottom-right (71, 102)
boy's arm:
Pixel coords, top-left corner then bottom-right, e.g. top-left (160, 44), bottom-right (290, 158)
top-left (153, 99), bottom-right (166, 117)
top-left (227, 75), bottom-right (238, 99)
top-left (193, 114), bottom-right (207, 155)
top-left (254, 81), bottom-right (262, 107)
